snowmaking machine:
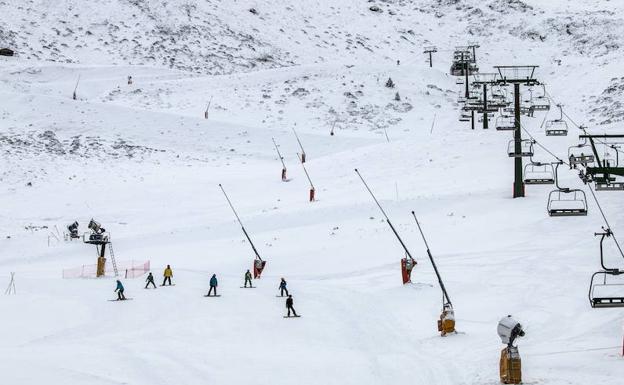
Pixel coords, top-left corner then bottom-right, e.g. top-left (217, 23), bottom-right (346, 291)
top-left (497, 315), bottom-right (525, 384)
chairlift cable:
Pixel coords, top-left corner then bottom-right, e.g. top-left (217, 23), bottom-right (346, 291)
top-left (586, 183), bottom-right (624, 258)
top-left (541, 89), bottom-right (623, 253)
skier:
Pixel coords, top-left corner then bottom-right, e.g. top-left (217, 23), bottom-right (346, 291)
top-left (278, 277), bottom-right (289, 297)
top-left (162, 265), bottom-right (173, 286)
top-left (244, 269), bottom-right (253, 288)
top-left (286, 295), bottom-right (298, 317)
top-left (115, 280), bottom-right (126, 300)
top-left (127, 75), bottom-right (133, 85)
top-left (145, 272), bottom-right (156, 289)
top-left (207, 274), bottom-right (218, 296)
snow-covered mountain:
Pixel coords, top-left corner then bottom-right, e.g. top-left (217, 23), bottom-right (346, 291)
top-left (1, 1), bottom-right (623, 384)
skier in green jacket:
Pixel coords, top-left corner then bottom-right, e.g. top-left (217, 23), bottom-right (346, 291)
top-left (244, 269), bottom-right (253, 288)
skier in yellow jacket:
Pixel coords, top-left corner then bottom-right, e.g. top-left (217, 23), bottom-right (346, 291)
top-left (162, 265), bottom-right (173, 286)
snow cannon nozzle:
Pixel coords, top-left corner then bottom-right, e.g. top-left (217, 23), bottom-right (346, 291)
top-left (497, 315), bottom-right (525, 347)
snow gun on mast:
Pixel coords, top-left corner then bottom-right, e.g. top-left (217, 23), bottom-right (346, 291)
top-left (272, 137), bottom-right (288, 182)
top-left (411, 212), bottom-right (456, 336)
top-left (292, 128), bottom-right (307, 163)
top-left (355, 169), bottom-right (417, 284)
top-left (219, 184), bottom-right (267, 278)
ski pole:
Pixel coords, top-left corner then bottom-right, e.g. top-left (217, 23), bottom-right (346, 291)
top-left (218, 184), bottom-right (263, 261)
top-left (355, 169), bottom-right (415, 263)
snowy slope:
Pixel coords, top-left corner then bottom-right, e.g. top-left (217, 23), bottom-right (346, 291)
top-left (1, 1), bottom-right (624, 384)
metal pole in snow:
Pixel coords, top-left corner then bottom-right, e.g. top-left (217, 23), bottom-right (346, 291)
top-left (298, 153), bottom-right (314, 190)
top-left (292, 128), bottom-right (307, 162)
top-left (218, 184), bottom-right (263, 261)
top-left (355, 169), bottom-right (416, 263)
top-left (272, 137), bottom-right (287, 170)
top-left (411, 212), bottom-right (452, 307)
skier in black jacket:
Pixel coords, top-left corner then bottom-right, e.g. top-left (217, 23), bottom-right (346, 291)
top-left (145, 272), bottom-right (156, 289)
top-left (286, 295), bottom-right (298, 317)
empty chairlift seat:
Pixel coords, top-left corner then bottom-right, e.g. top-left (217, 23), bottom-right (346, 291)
top-left (532, 95), bottom-right (551, 111)
top-left (545, 120), bottom-right (568, 136)
top-left (507, 139), bottom-right (534, 157)
top-left (595, 180), bottom-right (624, 191)
top-left (523, 163), bottom-right (555, 185)
top-left (547, 189), bottom-right (588, 216)
top-left (589, 271), bottom-right (624, 308)
top-left (496, 115), bottom-right (515, 131)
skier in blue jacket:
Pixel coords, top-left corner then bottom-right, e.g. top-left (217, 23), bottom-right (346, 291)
top-left (278, 277), bottom-right (289, 297)
top-left (115, 280), bottom-right (126, 300)
top-left (207, 274), bottom-right (218, 296)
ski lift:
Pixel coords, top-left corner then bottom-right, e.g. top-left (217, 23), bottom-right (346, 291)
top-left (547, 163), bottom-right (588, 216)
top-left (544, 105), bottom-right (568, 136)
top-left (545, 121), bottom-right (568, 136)
top-left (595, 180), bottom-right (624, 191)
top-left (523, 162), bottom-right (555, 185)
top-left (495, 115), bottom-right (515, 131)
top-left (507, 139), bottom-right (534, 158)
top-left (588, 228), bottom-right (624, 308)
top-left (532, 84), bottom-right (551, 111)
top-left (568, 141), bottom-right (595, 166)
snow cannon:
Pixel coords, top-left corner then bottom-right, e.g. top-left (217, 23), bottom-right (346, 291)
top-left (498, 315), bottom-right (525, 347)
top-left (400, 256), bottom-right (416, 284)
top-left (67, 221), bottom-right (80, 239)
top-left (498, 315), bottom-right (524, 384)
top-left (253, 258), bottom-right (266, 279)
top-left (437, 303), bottom-right (456, 336)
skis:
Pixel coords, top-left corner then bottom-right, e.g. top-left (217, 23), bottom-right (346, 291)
top-left (160, 284), bottom-right (176, 287)
top-left (283, 315), bottom-right (301, 318)
top-left (240, 286), bottom-right (256, 288)
top-left (108, 298), bottom-right (133, 301)
top-left (203, 295), bottom-right (221, 297)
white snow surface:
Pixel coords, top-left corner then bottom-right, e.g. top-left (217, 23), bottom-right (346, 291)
top-left (1, 0), bottom-right (624, 384)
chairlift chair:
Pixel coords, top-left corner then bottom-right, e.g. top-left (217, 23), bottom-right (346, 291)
top-left (545, 120), bottom-right (568, 136)
top-left (589, 271), bottom-right (624, 307)
top-left (523, 162), bottom-right (555, 185)
top-left (532, 84), bottom-right (551, 111)
top-left (495, 115), bottom-right (515, 131)
top-left (568, 143), bottom-right (595, 166)
top-left (588, 228), bottom-right (624, 308)
top-left (546, 163), bottom-right (588, 216)
top-left (595, 180), bottom-right (624, 191)
top-left (547, 189), bottom-right (588, 216)
top-left (459, 111), bottom-right (471, 122)
top-left (507, 139), bottom-right (534, 157)
top-left (545, 104), bottom-right (568, 136)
